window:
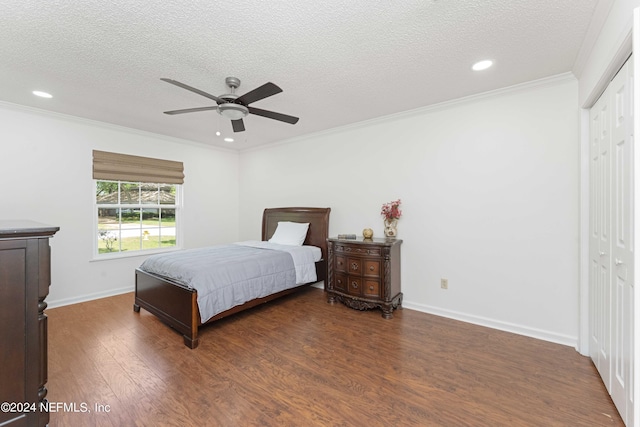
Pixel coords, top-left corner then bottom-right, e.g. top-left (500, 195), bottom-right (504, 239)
top-left (92, 150), bottom-right (184, 258)
top-left (95, 181), bottom-right (180, 256)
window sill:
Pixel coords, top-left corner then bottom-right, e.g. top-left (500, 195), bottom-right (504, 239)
top-left (90, 246), bottom-right (182, 262)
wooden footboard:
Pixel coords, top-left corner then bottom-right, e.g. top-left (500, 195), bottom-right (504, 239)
top-left (134, 268), bottom-right (199, 348)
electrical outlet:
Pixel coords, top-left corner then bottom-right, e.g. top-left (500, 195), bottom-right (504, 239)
top-left (441, 278), bottom-right (448, 289)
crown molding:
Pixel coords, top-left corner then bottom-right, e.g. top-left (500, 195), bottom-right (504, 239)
top-left (243, 72), bottom-right (577, 153)
top-left (0, 100), bottom-right (239, 155)
top-left (573, 0), bottom-right (616, 78)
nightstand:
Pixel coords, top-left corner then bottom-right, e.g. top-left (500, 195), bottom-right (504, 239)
top-left (326, 237), bottom-right (402, 318)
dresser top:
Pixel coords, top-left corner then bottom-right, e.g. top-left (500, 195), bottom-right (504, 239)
top-left (0, 220), bottom-right (60, 238)
top-left (328, 236), bottom-right (402, 246)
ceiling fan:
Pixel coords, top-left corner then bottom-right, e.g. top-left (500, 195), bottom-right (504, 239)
top-left (161, 77), bottom-right (299, 133)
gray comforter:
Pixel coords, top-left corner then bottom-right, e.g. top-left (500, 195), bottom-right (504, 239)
top-left (139, 244), bottom-right (297, 323)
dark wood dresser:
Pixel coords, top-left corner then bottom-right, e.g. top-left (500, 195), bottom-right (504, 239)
top-left (326, 237), bottom-right (402, 318)
top-left (0, 221), bottom-right (59, 427)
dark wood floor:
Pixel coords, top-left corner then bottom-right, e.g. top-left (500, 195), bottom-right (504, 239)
top-left (46, 288), bottom-right (623, 426)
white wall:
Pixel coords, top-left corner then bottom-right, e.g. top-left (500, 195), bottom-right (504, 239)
top-left (239, 75), bottom-right (580, 345)
top-left (0, 102), bottom-right (240, 307)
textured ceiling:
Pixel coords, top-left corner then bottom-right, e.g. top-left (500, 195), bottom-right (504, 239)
top-left (0, 0), bottom-right (601, 150)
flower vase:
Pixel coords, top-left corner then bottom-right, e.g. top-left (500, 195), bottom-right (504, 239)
top-left (384, 219), bottom-right (398, 237)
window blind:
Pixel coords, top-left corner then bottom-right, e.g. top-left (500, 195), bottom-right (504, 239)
top-left (92, 150), bottom-right (184, 184)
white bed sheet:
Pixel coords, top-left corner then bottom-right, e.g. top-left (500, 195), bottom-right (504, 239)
top-left (234, 240), bottom-right (321, 284)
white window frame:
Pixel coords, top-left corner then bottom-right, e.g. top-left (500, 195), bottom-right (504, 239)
top-left (92, 180), bottom-right (183, 260)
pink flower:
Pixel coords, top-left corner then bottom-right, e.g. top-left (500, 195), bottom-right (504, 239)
top-left (381, 199), bottom-right (402, 220)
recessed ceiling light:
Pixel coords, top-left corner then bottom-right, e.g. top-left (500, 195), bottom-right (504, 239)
top-left (215, 131), bottom-right (221, 136)
top-left (224, 137), bottom-right (234, 143)
top-left (472, 60), bottom-right (493, 71)
top-left (32, 90), bottom-right (53, 98)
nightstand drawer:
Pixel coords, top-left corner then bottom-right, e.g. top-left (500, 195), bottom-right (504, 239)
top-left (348, 258), bottom-right (361, 274)
top-left (363, 279), bottom-right (380, 297)
top-left (334, 272), bottom-right (347, 292)
top-left (347, 276), bottom-right (362, 296)
top-left (345, 246), bottom-right (382, 256)
top-left (363, 259), bottom-right (380, 277)
top-left (334, 244), bottom-right (347, 253)
top-left (335, 255), bottom-right (347, 273)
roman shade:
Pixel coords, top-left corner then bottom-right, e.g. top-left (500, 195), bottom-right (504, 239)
top-left (92, 150), bottom-right (184, 184)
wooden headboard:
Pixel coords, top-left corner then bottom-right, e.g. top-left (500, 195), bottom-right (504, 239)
top-left (262, 207), bottom-right (331, 259)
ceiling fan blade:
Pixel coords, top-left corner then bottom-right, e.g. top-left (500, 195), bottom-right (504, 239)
top-left (231, 119), bottom-right (245, 132)
top-left (248, 106), bottom-right (299, 124)
top-left (163, 106), bottom-right (218, 115)
top-left (161, 78), bottom-right (225, 104)
top-left (236, 82), bottom-right (282, 105)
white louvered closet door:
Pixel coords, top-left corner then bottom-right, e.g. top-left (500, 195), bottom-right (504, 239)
top-left (589, 56), bottom-right (635, 426)
top-left (590, 79), bottom-right (612, 392)
top-left (610, 56), bottom-right (634, 427)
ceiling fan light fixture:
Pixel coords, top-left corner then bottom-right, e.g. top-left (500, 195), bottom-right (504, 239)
top-left (217, 103), bottom-right (249, 120)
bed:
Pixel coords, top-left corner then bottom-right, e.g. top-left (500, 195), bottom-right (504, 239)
top-left (133, 207), bottom-right (331, 348)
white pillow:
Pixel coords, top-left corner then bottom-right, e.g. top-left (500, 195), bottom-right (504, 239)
top-left (268, 221), bottom-right (310, 246)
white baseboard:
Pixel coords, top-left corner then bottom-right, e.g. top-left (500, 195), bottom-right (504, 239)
top-left (47, 286), bottom-right (134, 309)
top-left (402, 300), bottom-right (578, 349)
top-left (311, 285), bottom-right (576, 348)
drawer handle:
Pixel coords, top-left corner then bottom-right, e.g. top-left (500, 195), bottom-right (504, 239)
top-left (369, 285), bottom-right (374, 290)
top-left (369, 266), bottom-right (374, 271)
top-left (351, 281), bottom-right (358, 289)
top-left (337, 279), bottom-right (342, 285)
top-left (351, 262), bottom-right (359, 270)
top-left (338, 261), bottom-right (343, 265)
